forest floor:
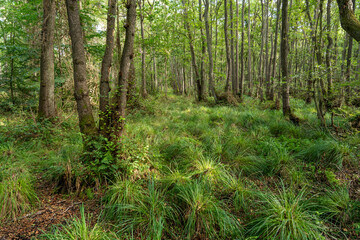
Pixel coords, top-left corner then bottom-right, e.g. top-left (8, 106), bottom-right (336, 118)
top-left (0, 94), bottom-right (360, 239)
top-left (0, 177), bottom-right (100, 239)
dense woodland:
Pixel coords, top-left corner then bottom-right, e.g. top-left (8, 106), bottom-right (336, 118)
top-left (1, 0), bottom-right (360, 239)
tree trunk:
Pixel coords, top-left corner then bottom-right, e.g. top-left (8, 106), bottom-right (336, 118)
top-left (235, 0), bottom-right (239, 96)
top-left (247, 0), bottom-right (252, 96)
top-left (224, 0), bottom-right (232, 92)
top-left (99, 0), bottom-right (117, 134)
top-left (182, 0), bottom-right (202, 101)
top-left (39, 0), bottom-right (56, 119)
top-left (281, 0), bottom-right (292, 117)
top-left (263, 0), bottom-right (270, 101)
top-left (111, 0), bottom-right (137, 138)
top-left (326, 0), bottom-right (333, 95)
top-left (199, 0), bottom-right (206, 98)
top-left (239, 0), bottom-right (245, 99)
top-left (65, 0), bottom-right (97, 136)
top-left (140, 0), bottom-right (147, 97)
top-left (336, 0), bottom-right (360, 42)
top-left (230, 0), bottom-right (236, 94)
top-left (258, 0), bottom-right (265, 100)
top-left (204, 0), bottom-right (216, 99)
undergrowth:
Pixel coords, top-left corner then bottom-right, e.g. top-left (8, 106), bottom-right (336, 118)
top-left (1, 94), bottom-right (359, 239)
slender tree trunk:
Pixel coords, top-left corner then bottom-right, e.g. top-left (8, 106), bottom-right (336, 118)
top-left (10, 56), bottom-right (14, 104)
top-left (239, 0), bottom-right (245, 99)
top-left (39, 0), bottom-right (57, 119)
top-left (224, 0), bottom-right (232, 92)
top-left (153, 55), bottom-right (157, 91)
top-left (182, 0), bottom-right (202, 101)
top-left (65, 0), bottom-right (97, 136)
top-left (111, 0), bottom-right (137, 138)
top-left (164, 58), bottom-right (168, 97)
top-left (345, 0), bottom-right (355, 104)
top-left (230, 0), bottom-right (236, 94)
top-left (326, 0), bottom-right (333, 95)
top-left (247, 0), bottom-right (252, 96)
top-left (204, 0), bottom-right (216, 99)
top-left (140, 0), bottom-right (147, 97)
top-left (281, 0), bottom-right (292, 117)
top-left (99, 0), bottom-right (117, 134)
top-left (258, 0), bottom-right (265, 99)
top-left (235, 0), bottom-right (239, 96)
top-left (199, 0), bottom-right (206, 98)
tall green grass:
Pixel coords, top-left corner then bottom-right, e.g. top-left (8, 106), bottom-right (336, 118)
top-left (40, 206), bottom-right (116, 240)
top-left (0, 169), bottom-right (38, 221)
top-left (247, 184), bottom-right (326, 239)
top-left (103, 179), bottom-right (175, 239)
top-left (176, 181), bottom-right (242, 239)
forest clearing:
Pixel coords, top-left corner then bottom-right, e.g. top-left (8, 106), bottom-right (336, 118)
top-left (1, 0), bottom-right (360, 239)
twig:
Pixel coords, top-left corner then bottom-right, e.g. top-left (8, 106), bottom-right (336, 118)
top-left (64, 202), bottom-right (82, 213)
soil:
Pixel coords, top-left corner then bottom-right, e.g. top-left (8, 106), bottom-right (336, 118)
top-left (0, 177), bottom-right (101, 240)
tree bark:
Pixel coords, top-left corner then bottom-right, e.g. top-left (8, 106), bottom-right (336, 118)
top-left (182, 0), bottom-right (202, 101)
top-left (337, 0), bottom-right (360, 42)
top-left (224, 0), bottom-right (232, 92)
top-left (239, 0), bottom-right (245, 99)
top-left (247, 0), bottom-right (252, 96)
top-left (326, 0), bottom-right (333, 95)
top-left (281, 0), bottom-right (292, 116)
top-left (199, 0), bottom-right (206, 98)
top-left (140, 0), bottom-right (147, 97)
top-left (99, 0), bottom-right (117, 134)
top-left (39, 0), bottom-right (57, 119)
top-left (111, 0), bottom-right (137, 138)
top-left (230, 0), bottom-right (236, 94)
top-left (204, 0), bottom-right (216, 99)
top-left (65, 0), bottom-right (97, 136)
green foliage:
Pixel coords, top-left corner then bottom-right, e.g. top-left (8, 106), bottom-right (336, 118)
top-left (82, 136), bottom-right (119, 180)
top-left (117, 136), bottom-right (159, 180)
top-left (0, 168), bottom-right (38, 221)
top-left (248, 185), bottom-right (326, 240)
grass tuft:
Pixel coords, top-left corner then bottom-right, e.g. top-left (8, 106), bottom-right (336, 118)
top-left (176, 181), bottom-right (242, 239)
top-left (40, 206), bottom-right (116, 240)
top-left (248, 184), bottom-right (326, 240)
top-left (0, 168), bottom-right (38, 221)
